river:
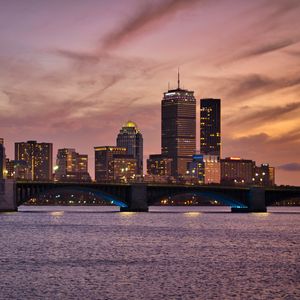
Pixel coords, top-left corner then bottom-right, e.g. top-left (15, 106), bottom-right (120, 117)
top-left (0, 206), bottom-right (299, 299)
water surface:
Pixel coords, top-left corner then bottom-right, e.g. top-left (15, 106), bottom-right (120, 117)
top-left (1, 206), bottom-right (299, 299)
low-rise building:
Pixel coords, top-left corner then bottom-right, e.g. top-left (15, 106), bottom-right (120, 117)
top-left (221, 157), bottom-right (255, 185)
top-left (94, 146), bottom-right (137, 182)
top-left (253, 163), bottom-right (275, 186)
top-left (187, 154), bottom-right (220, 184)
top-left (6, 159), bottom-right (32, 180)
top-left (54, 148), bottom-right (91, 182)
top-left (147, 155), bottom-right (173, 177)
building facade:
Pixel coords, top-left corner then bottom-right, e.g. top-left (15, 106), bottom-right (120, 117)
top-left (116, 121), bottom-right (143, 176)
top-left (110, 155), bottom-right (137, 182)
top-left (253, 164), bottom-right (275, 186)
top-left (6, 159), bottom-right (32, 180)
top-left (54, 148), bottom-right (91, 182)
top-left (94, 146), bottom-right (136, 182)
top-left (221, 157), bottom-right (255, 185)
top-left (161, 76), bottom-right (196, 177)
top-left (200, 98), bottom-right (221, 157)
top-left (147, 154), bottom-right (173, 177)
top-left (15, 140), bottom-right (53, 181)
top-left (187, 154), bottom-right (220, 184)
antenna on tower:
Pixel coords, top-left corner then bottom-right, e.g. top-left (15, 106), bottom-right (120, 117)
top-left (177, 67), bottom-right (180, 89)
top-left (168, 81), bottom-right (170, 90)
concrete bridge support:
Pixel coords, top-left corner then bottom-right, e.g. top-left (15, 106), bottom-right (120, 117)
top-left (248, 187), bottom-right (267, 212)
top-left (232, 187), bottom-right (266, 213)
top-left (120, 184), bottom-right (148, 212)
top-left (0, 179), bottom-right (17, 212)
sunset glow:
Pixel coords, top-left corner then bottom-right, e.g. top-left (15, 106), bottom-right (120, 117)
top-left (0, 0), bottom-right (299, 185)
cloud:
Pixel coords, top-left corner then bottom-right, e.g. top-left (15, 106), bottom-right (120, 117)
top-left (55, 49), bottom-right (101, 64)
top-left (223, 127), bottom-right (300, 155)
top-left (195, 73), bottom-right (300, 105)
top-left (227, 101), bottom-right (300, 126)
top-left (277, 163), bottom-right (300, 171)
top-left (236, 39), bottom-right (299, 60)
top-left (284, 49), bottom-right (300, 57)
top-left (266, 0), bottom-right (300, 19)
top-left (225, 73), bottom-right (300, 101)
top-left (271, 127), bottom-right (300, 145)
top-left (226, 74), bottom-right (274, 98)
top-left (224, 126), bottom-right (300, 152)
top-left (214, 0), bottom-right (300, 65)
top-left (101, 0), bottom-right (203, 50)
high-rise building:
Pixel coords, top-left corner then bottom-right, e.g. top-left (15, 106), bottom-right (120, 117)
top-left (221, 157), bottom-right (255, 185)
top-left (200, 98), bottom-right (221, 157)
top-left (94, 146), bottom-right (137, 182)
top-left (0, 138), bottom-right (6, 179)
top-left (116, 121), bottom-right (143, 175)
top-left (161, 72), bottom-right (196, 177)
top-left (54, 148), bottom-right (91, 182)
top-left (187, 154), bottom-right (220, 184)
top-left (15, 140), bottom-right (53, 181)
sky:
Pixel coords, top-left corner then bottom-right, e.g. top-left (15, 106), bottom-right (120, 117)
top-left (0, 0), bottom-right (300, 185)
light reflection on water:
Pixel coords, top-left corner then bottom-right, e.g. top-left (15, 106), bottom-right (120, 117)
top-left (50, 211), bottom-right (64, 217)
top-left (120, 211), bottom-right (137, 216)
top-left (0, 206), bottom-right (299, 299)
top-left (184, 211), bottom-right (201, 217)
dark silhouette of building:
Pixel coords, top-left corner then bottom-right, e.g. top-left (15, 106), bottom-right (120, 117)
top-left (161, 72), bottom-right (196, 177)
top-left (253, 163), bottom-right (275, 186)
top-left (0, 138), bottom-right (6, 179)
top-left (94, 146), bottom-right (136, 182)
top-left (15, 140), bottom-right (53, 181)
top-left (54, 148), bottom-right (91, 182)
top-left (200, 98), bottom-right (221, 156)
top-left (116, 121), bottom-right (143, 176)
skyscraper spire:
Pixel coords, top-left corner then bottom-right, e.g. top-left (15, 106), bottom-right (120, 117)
top-left (177, 67), bottom-right (180, 89)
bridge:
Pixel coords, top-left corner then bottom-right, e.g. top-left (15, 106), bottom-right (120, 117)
top-left (1, 179), bottom-right (300, 212)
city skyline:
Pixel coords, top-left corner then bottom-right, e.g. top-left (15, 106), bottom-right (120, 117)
top-left (0, 0), bottom-right (300, 185)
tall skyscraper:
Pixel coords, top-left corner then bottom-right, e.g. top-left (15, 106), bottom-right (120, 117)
top-left (116, 121), bottom-right (143, 175)
top-left (54, 148), bottom-right (91, 182)
top-left (161, 72), bottom-right (196, 177)
top-left (0, 138), bottom-right (6, 179)
top-left (15, 140), bottom-right (53, 181)
top-left (200, 98), bottom-right (221, 157)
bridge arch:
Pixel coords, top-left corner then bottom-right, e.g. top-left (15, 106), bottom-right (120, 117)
top-left (17, 185), bottom-right (128, 208)
top-left (149, 190), bottom-right (248, 209)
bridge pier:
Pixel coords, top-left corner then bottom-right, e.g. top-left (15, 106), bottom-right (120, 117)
top-left (120, 184), bottom-right (148, 212)
top-left (0, 179), bottom-right (17, 212)
top-left (232, 187), bottom-right (266, 213)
